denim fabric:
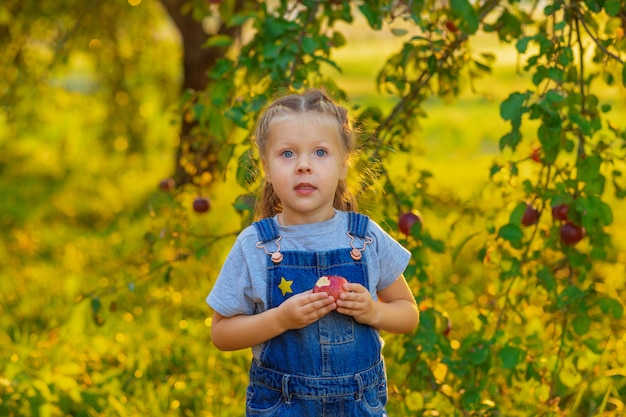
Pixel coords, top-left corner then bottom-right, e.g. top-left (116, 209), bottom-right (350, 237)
top-left (247, 213), bottom-right (388, 417)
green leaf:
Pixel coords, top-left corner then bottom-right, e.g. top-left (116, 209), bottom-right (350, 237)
top-left (573, 314), bottom-right (591, 335)
top-left (229, 11), bottom-right (258, 27)
top-left (498, 223), bottom-right (523, 243)
top-left (301, 36), bottom-right (316, 54)
top-left (591, 246), bottom-right (607, 260)
top-left (516, 36), bottom-right (531, 53)
top-left (225, 106), bottom-right (247, 129)
top-left (391, 28), bottom-right (408, 36)
top-left (544, 89), bottom-right (565, 105)
top-left (622, 62), bottom-right (626, 87)
top-left (509, 201), bottom-right (527, 224)
top-left (422, 233), bottom-right (446, 253)
top-left (358, 4), bottom-right (382, 30)
top-left (194, 245), bottom-right (209, 260)
top-left (499, 345), bottom-right (523, 369)
top-left (490, 163), bottom-right (503, 177)
top-left (499, 131), bottom-right (522, 151)
top-left (578, 154), bottom-right (602, 181)
top-left (500, 92), bottom-right (529, 121)
top-left (582, 175), bottom-right (605, 195)
top-left (473, 60), bottom-right (492, 73)
top-left (469, 343), bottom-right (490, 364)
top-left (544, 4), bottom-right (558, 15)
top-left (236, 150), bottom-right (258, 187)
top-left (233, 194), bottom-right (255, 213)
top-left (91, 297), bottom-right (102, 314)
top-left (332, 31), bottom-right (347, 48)
top-left (547, 67), bottom-right (564, 82)
top-left (599, 297), bottom-right (624, 319)
top-left (593, 197), bottom-right (613, 225)
top-left (605, 0), bottom-right (621, 16)
top-left (537, 267), bottom-right (556, 292)
top-left (557, 286), bottom-right (585, 308)
top-left (204, 34), bottom-right (232, 48)
top-left (532, 66), bottom-right (548, 85)
top-left (450, 0), bottom-right (479, 33)
top-left (538, 124), bottom-right (561, 150)
top-left (557, 47), bottom-right (574, 66)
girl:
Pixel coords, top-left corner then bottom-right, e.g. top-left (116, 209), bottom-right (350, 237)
top-left (207, 88), bottom-right (419, 416)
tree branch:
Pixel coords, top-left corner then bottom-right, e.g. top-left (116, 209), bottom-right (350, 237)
top-left (574, 7), bottom-right (624, 64)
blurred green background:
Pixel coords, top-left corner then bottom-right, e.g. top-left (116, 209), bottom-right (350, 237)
top-left (1, 1), bottom-right (625, 416)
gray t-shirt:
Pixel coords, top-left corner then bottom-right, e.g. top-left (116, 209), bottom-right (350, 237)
top-left (207, 210), bottom-right (411, 318)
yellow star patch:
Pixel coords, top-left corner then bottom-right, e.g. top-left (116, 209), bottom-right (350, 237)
top-left (278, 277), bottom-right (293, 296)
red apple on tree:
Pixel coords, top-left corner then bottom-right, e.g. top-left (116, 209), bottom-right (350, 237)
top-left (399, 210), bottom-right (422, 236)
top-left (560, 222), bottom-right (585, 246)
top-left (521, 203), bottom-right (540, 227)
top-left (530, 147), bottom-right (542, 163)
top-left (444, 20), bottom-right (459, 33)
top-left (192, 196), bottom-right (211, 213)
top-left (551, 204), bottom-right (569, 222)
top-left (312, 275), bottom-right (349, 301)
top-left (159, 178), bottom-right (175, 192)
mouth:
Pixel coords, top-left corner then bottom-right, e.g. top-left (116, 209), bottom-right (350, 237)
top-left (294, 183), bottom-right (316, 194)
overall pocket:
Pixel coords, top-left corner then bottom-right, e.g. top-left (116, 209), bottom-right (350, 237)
top-left (319, 311), bottom-right (355, 344)
top-left (358, 378), bottom-right (388, 415)
top-left (246, 382), bottom-right (284, 416)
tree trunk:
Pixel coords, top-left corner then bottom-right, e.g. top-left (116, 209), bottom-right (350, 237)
top-left (157, 0), bottom-right (241, 186)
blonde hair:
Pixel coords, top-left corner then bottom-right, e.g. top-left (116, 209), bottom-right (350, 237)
top-left (254, 88), bottom-right (358, 219)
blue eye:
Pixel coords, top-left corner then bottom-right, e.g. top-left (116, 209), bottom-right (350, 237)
top-left (315, 149), bottom-right (327, 157)
top-left (282, 150), bottom-right (294, 158)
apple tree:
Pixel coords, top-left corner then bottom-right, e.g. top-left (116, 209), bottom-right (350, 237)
top-left (159, 1), bottom-right (626, 415)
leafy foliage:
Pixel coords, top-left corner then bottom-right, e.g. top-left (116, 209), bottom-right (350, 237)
top-left (1, 0), bottom-right (626, 416)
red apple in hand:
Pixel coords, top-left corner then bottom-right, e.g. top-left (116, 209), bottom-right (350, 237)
top-left (312, 275), bottom-right (348, 301)
top-left (560, 222), bottom-right (585, 246)
top-left (399, 211), bottom-right (422, 236)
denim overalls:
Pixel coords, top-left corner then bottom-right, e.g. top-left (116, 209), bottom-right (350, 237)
top-left (246, 212), bottom-right (388, 417)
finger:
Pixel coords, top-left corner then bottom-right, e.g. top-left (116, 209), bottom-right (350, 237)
top-left (344, 283), bottom-right (365, 293)
top-left (314, 296), bottom-right (337, 310)
top-left (317, 301), bottom-right (338, 316)
top-left (336, 298), bottom-right (357, 310)
top-left (335, 306), bottom-right (356, 317)
top-left (297, 292), bottom-right (331, 307)
top-left (338, 290), bottom-right (363, 302)
top-left (308, 291), bottom-right (332, 301)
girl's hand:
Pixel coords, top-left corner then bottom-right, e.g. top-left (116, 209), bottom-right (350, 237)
top-left (277, 290), bottom-right (336, 330)
top-left (337, 276), bottom-right (419, 334)
top-left (335, 283), bottom-right (378, 326)
top-left (211, 291), bottom-right (337, 351)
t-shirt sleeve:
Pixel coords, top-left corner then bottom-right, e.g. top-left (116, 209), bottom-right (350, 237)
top-left (369, 220), bottom-right (411, 290)
top-left (206, 237), bottom-right (257, 317)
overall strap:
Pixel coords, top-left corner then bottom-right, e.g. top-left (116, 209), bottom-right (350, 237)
top-left (347, 212), bottom-right (369, 239)
top-left (252, 218), bottom-right (281, 243)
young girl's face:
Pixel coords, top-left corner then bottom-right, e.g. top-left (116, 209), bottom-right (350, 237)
top-left (263, 113), bottom-right (348, 225)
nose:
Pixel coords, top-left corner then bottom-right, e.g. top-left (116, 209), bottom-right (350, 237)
top-left (296, 156), bottom-right (312, 173)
